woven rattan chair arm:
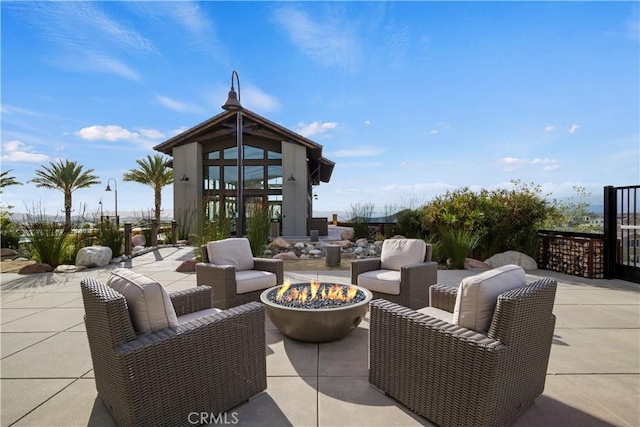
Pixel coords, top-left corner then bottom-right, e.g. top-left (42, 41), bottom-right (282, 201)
top-left (350, 258), bottom-right (381, 284)
top-left (369, 299), bottom-right (504, 350)
top-left (117, 302), bottom-right (265, 354)
top-left (429, 284), bottom-right (458, 312)
top-left (169, 285), bottom-right (212, 316)
top-left (196, 263), bottom-right (238, 309)
top-left (253, 258), bottom-right (284, 285)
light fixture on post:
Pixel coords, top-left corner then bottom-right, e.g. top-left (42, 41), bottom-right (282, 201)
top-left (222, 70), bottom-right (243, 236)
top-left (180, 174), bottom-right (189, 182)
top-left (287, 173), bottom-right (296, 182)
top-left (105, 178), bottom-right (119, 227)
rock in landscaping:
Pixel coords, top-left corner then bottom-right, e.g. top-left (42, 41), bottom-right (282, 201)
top-left (333, 240), bottom-right (352, 249)
top-left (53, 264), bottom-right (88, 273)
top-left (294, 242), bottom-right (305, 249)
top-left (391, 235), bottom-right (407, 239)
top-left (273, 252), bottom-right (298, 260)
top-left (132, 234), bottom-right (146, 247)
top-left (464, 258), bottom-right (491, 270)
top-left (1, 248), bottom-right (19, 259)
top-left (484, 250), bottom-right (538, 270)
top-left (355, 238), bottom-right (368, 247)
top-left (18, 263), bottom-right (53, 274)
top-left (176, 259), bottom-right (198, 272)
top-left (76, 246), bottom-right (113, 268)
top-left (132, 245), bottom-right (146, 254)
top-left (268, 237), bottom-right (290, 250)
top-left (308, 249), bottom-right (322, 256)
top-left (340, 229), bottom-right (355, 241)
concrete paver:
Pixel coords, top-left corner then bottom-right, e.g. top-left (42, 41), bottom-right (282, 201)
top-left (0, 246), bottom-right (638, 427)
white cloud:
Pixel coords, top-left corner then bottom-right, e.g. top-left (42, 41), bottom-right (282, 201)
top-left (169, 126), bottom-right (190, 137)
top-left (295, 121), bottom-right (338, 138)
top-left (544, 125), bottom-right (555, 132)
top-left (331, 147), bottom-right (384, 158)
top-left (243, 85), bottom-right (281, 113)
top-left (532, 158), bottom-right (560, 171)
top-left (156, 95), bottom-right (203, 113)
top-left (1, 140), bottom-right (49, 162)
top-left (0, 104), bottom-right (42, 116)
top-left (272, 6), bottom-right (360, 71)
top-left (364, 120), bottom-right (371, 125)
top-left (569, 124), bottom-right (580, 134)
top-left (429, 130), bottom-right (438, 135)
top-left (138, 128), bottom-right (166, 139)
top-left (495, 157), bottom-right (528, 172)
top-left (75, 125), bottom-right (139, 141)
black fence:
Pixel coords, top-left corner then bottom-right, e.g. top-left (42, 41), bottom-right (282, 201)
top-left (604, 185), bottom-right (640, 283)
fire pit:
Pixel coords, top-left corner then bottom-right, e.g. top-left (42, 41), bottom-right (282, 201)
top-left (260, 281), bottom-right (373, 343)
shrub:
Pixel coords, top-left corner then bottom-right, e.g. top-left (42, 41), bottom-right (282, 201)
top-left (396, 208), bottom-right (426, 238)
top-left (22, 207), bottom-right (71, 268)
top-left (0, 211), bottom-right (22, 249)
top-left (190, 207), bottom-right (231, 261)
top-left (246, 202), bottom-right (271, 256)
top-left (439, 228), bottom-right (481, 269)
top-left (96, 219), bottom-right (124, 257)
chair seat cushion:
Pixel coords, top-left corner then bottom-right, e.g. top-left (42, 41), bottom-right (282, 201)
top-left (106, 268), bottom-right (179, 334)
top-left (357, 269), bottom-right (401, 295)
top-left (207, 238), bottom-right (254, 271)
top-left (236, 270), bottom-right (277, 294)
top-left (416, 306), bottom-right (454, 323)
top-left (177, 307), bottom-right (222, 324)
top-left (453, 264), bottom-right (526, 333)
top-left (380, 239), bottom-right (426, 271)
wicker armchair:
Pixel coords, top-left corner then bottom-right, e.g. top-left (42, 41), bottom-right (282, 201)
top-left (369, 277), bottom-right (557, 427)
top-left (351, 239), bottom-right (437, 309)
top-left (196, 239), bottom-right (284, 309)
top-left (80, 278), bottom-right (266, 427)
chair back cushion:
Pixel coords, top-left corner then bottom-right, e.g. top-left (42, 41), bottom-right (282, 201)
top-left (206, 238), bottom-right (254, 271)
top-left (107, 268), bottom-right (179, 334)
top-left (380, 239), bottom-right (426, 271)
top-left (453, 264), bottom-right (526, 333)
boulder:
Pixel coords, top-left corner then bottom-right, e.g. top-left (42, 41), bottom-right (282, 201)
top-left (391, 235), bottom-right (407, 239)
top-left (132, 245), bottom-right (146, 254)
top-left (309, 249), bottom-right (322, 256)
top-left (333, 240), bottom-right (352, 249)
top-left (294, 242), bottom-right (305, 249)
top-left (355, 238), bottom-right (368, 247)
top-left (273, 252), bottom-right (298, 260)
top-left (268, 237), bottom-right (290, 250)
top-left (1, 248), bottom-right (19, 258)
top-left (131, 234), bottom-right (146, 247)
top-left (75, 246), bottom-right (112, 268)
top-left (484, 251), bottom-right (538, 271)
top-left (18, 263), bottom-right (53, 274)
top-left (340, 229), bottom-right (355, 241)
top-left (53, 264), bottom-right (88, 273)
top-left (464, 258), bottom-right (491, 270)
top-left (176, 259), bottom-right (198, 272)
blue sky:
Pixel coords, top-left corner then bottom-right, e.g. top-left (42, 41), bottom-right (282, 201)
top-left (1, 1), bottom-right (638, 219)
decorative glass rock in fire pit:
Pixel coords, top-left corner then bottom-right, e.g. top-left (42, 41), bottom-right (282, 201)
top-left (260, 281), bottom-right (373, 343)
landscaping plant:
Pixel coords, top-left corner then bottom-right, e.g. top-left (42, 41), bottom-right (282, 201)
top-left (246, 202), bottom-right (271, 256)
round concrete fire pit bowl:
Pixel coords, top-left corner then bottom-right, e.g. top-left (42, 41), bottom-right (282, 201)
top-left (260, 283), bottom-right (373, 343)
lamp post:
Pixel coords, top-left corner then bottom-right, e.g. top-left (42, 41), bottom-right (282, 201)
top-left (222, 70), bottom-right (244, 236)
top-left (105, 178), bottom-right (119, 227)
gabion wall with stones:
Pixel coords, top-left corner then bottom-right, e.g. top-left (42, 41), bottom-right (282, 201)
top-left (539, 234), bottom-right (604, 279)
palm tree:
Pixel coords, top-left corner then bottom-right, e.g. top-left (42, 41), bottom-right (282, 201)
top-left (122, 154), bottom-right (173, 222)
top-left (30, 160), bottom-right (100, 231)
top-left (0, 170), bottom-right (23, 193)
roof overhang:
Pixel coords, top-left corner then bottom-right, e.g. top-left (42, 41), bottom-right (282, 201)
top-left (154, 108), bottom-right (334, 183)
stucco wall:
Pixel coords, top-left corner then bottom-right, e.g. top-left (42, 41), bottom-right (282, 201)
top-left (172, 142), bottom-right (202, 236)
top-left (282, 141), bottom-right (308, 236)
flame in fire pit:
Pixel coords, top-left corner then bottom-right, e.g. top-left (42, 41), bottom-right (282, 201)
top-left (276, 280), bottom-right (359, 304)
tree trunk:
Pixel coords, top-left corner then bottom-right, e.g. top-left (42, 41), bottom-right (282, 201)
top-left (64, 190), bottom-right (72, 232)
top-left (155, 188), bottom-right (161, 222)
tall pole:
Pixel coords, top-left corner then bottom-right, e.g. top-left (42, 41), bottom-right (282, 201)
top-left (105, 178), bottom-right (119, 227)
top-left (222, 70), bottom-right (243, 236)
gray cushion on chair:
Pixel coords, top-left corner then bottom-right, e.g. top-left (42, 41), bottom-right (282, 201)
top-left (358, 270), bottom-right (401, 295)
top-left (107, 268), bottom-right (179, 334)
top-left (453, 264), bottom-right (526, 333)
top-left (206, 238), bottom-right (255, 271)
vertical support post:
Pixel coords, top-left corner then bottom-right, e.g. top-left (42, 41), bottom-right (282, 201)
top-left (603, 185), bottom-right (617, 279)
top-left (332, 213), bottom-right (338, 226)
top-left (124, 223), bottom-right (132, 256)
top-left (171, 220), bottom-right (178, 244)
top-left (151, 219), bottom-right (158, 247)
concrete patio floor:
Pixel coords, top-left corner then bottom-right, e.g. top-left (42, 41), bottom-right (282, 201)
top-left (1, 246), bottom-right (638, 426)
